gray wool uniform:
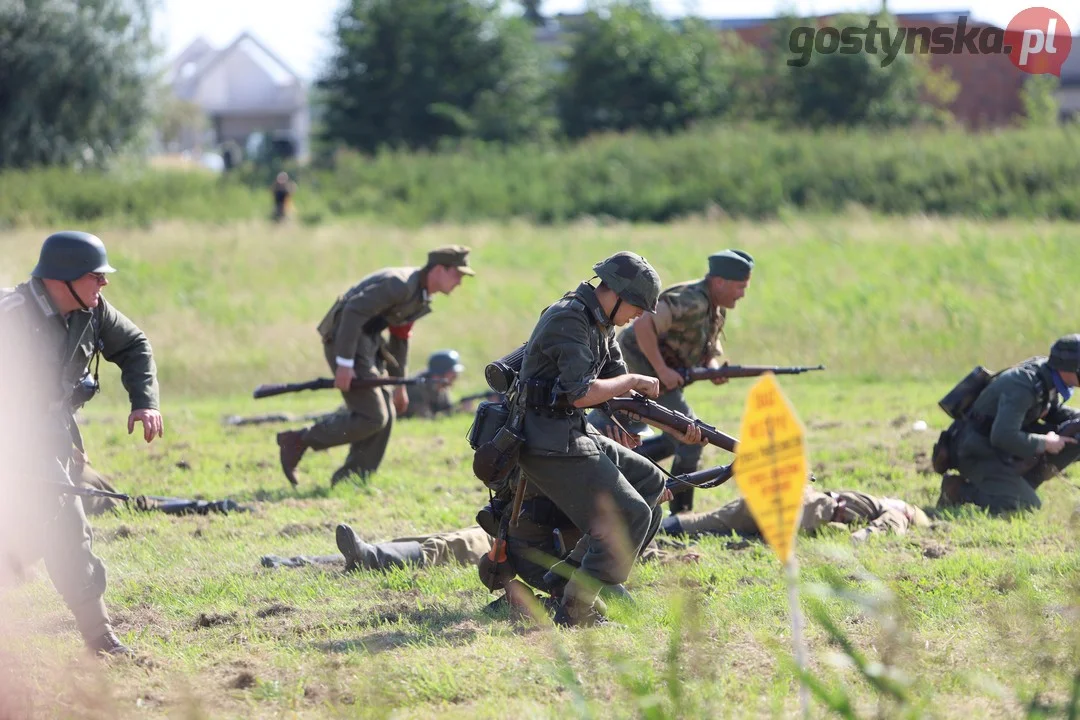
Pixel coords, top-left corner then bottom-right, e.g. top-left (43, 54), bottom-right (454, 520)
top-left (0, 278), bottom-right (159, 642)
top-left (515, 282), bottom-right (667, 594)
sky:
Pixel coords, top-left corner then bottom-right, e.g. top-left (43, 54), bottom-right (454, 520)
top-left (157, 0), bottom-right (1080, 81)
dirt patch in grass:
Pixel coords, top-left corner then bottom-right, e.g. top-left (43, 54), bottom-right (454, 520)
top-left (195, 612), bottom-right (238, 628)
top-left (256, 603), bottom-right (296, 619)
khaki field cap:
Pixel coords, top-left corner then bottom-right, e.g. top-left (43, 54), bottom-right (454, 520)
top-left (428, 245), bottom-right (476, 275)
top-left (592, 251), bottom-right (662, 313)
top-left (1049, 334), bottom-right (1080, 374)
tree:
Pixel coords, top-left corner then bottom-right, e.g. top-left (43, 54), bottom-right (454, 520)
top-left (556, 1), bottom-right (734, 139)
top-left (519, 0), bottom-right (544, 26)
top-left (317, 0), bottom-right (556, 153)
top-left (1019, 75), bottom-right (1060, 127)
top-left (772, 12), bottom-right (955, 129)
top-left (0, 0), bottom-right (159, 169)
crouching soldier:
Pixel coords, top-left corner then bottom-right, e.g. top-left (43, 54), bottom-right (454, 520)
top-left (511, 252), bottom-right (702, 627)
top-left (939, 335), bottom-right (1080, 513)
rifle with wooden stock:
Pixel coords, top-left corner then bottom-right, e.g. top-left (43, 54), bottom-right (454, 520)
top-left (680, 363), bottom-right (825, 385)
top-left (253, 375), bottom-right (429, 400)
top-left (597, 394), bottom-right (817, 483)
top-left (596, 393), bottom-right (739, 453)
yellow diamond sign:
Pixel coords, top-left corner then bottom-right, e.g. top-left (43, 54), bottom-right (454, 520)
top-left (734, 372), bottom-right (809, 564)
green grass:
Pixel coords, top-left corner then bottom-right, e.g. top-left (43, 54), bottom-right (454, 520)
top-left (2, 214), bottom-right (1080, 718)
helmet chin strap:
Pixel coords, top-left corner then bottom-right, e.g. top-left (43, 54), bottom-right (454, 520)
top-left (64, 280), bottom-right (90, 311)
top-left (608, 297), bottom-right (622, 326)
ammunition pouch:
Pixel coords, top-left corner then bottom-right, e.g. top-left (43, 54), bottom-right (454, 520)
top-left (468, 400), bottom-right (524, 490)
top-left (521, 378), bottom-right (576, 417)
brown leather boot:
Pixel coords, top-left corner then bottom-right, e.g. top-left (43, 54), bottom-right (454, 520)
top-left (86, 629), bottom-right (134, 658)
top-left (276, 430), bottom-right (308, 486)
top-left (936, 473), bottom-right (969, 508)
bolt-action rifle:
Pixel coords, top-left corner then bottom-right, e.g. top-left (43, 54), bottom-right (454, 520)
top-left (681, 363), bottom-right (825, 385)
top-left (253, 375), bottom-right (429, 400)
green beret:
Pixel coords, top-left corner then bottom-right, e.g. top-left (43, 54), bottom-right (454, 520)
top-left (707, 249), bottom-right (754, 280)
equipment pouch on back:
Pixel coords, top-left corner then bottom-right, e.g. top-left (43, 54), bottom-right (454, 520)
top-left (467, 400), bottom-right (523, 490)
top-left (938, 366), bottom-right (993, 420)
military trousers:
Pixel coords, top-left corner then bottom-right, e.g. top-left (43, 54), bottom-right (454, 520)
top-left (302, 344), bottom-right (396, 483)
top-left (955, 442), bottom-right (1080, 514)
top-left (389, 525), bottom-right (493, 567)
top-left (263, 526), bottom-right (494, 571)
top-left (517, 434), bottom-right (666, 590)
top-left (1, 456), bottom-right (112, 642)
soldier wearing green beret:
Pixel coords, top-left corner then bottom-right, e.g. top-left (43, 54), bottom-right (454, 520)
top-left (616, 249), bottom-right (753, 514)
top-left (511, 251), bottom-right (704, 626)
top-left (277, 246), bottom-right (474, 487)
top-left (939, 334), bottom-right (1080, 513)
top-left (397, 349), bottom-right (464, 420)
top-left (0, 231), bottom-right (164, 657)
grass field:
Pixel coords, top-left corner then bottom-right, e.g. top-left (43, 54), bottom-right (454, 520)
top-left (1, 214), bottom-right (1079, 719)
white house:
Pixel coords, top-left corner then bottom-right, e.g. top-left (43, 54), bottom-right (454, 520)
top-left (167, 32), bottom-right (310, 162)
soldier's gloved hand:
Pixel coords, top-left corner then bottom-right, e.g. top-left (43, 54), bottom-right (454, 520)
top-left (393, 385), bottom-right (409, 415)
top-left (334, 365), bottom-right (356, 392)
top-left (658, 366), bottom-right (684, 391)
top-left (1044, 431), bottom-right (1077, 455)
top-left (128, 409), bottom-right (164, 443)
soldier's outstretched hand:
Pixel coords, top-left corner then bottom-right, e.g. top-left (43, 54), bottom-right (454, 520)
top-left (128, 409), bottom-right (164, 443)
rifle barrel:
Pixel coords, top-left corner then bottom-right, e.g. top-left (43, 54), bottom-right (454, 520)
top-left (254, 375), bottom-right (423, 399)
top-left (667, 463), bottom-right (733, 490)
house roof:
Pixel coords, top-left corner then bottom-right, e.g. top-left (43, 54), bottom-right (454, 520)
top-left (170, 31), bottom-right (305, 95)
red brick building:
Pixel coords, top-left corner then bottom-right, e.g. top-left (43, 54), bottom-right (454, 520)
top-left (713, 10), bottom-right (1031, 129)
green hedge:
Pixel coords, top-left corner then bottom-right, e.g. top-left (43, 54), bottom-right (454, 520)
top-left (3, 124), bottom-right (1079, 227)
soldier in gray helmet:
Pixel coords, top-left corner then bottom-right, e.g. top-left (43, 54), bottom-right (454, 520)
top-left (511, 251), bottom-right (704, 627)
top-left (398, 349), bottom-right (464, 419)
top-left (939, 334), bottom-right (1080, 513)
top-left (0, 231), bottom-right (163, 657)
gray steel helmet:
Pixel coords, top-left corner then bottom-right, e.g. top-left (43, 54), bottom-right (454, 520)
top-left (428, 349), bottom-right (465, 375)
top-left (592, 251), bottom-right (661, 313)
top-left (30, 231), bottom-right (116, 282)
top-left (1048, 334), bottom-right (1080, 374)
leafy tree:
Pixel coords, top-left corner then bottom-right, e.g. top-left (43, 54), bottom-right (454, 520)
top-left (317, 0), bottom-right (556, 153)
top-left (770, 12), bottom-right (956, 128)
top-left (519, 0), bottom-right (543, 26)
top-left (0, 0), bottom-right (158, 169)
top-left (1019, 75), bottom-right (1060, 127)
top-left (556, 1), bottom-right (734, 138)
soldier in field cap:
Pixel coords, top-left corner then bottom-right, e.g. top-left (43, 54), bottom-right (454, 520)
top-left (939, 334), bottom-right (1080, 513)
top-left (614, 248), bottom-right (753, 514)
top-left (276, 246), bottom-right (474, 487)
